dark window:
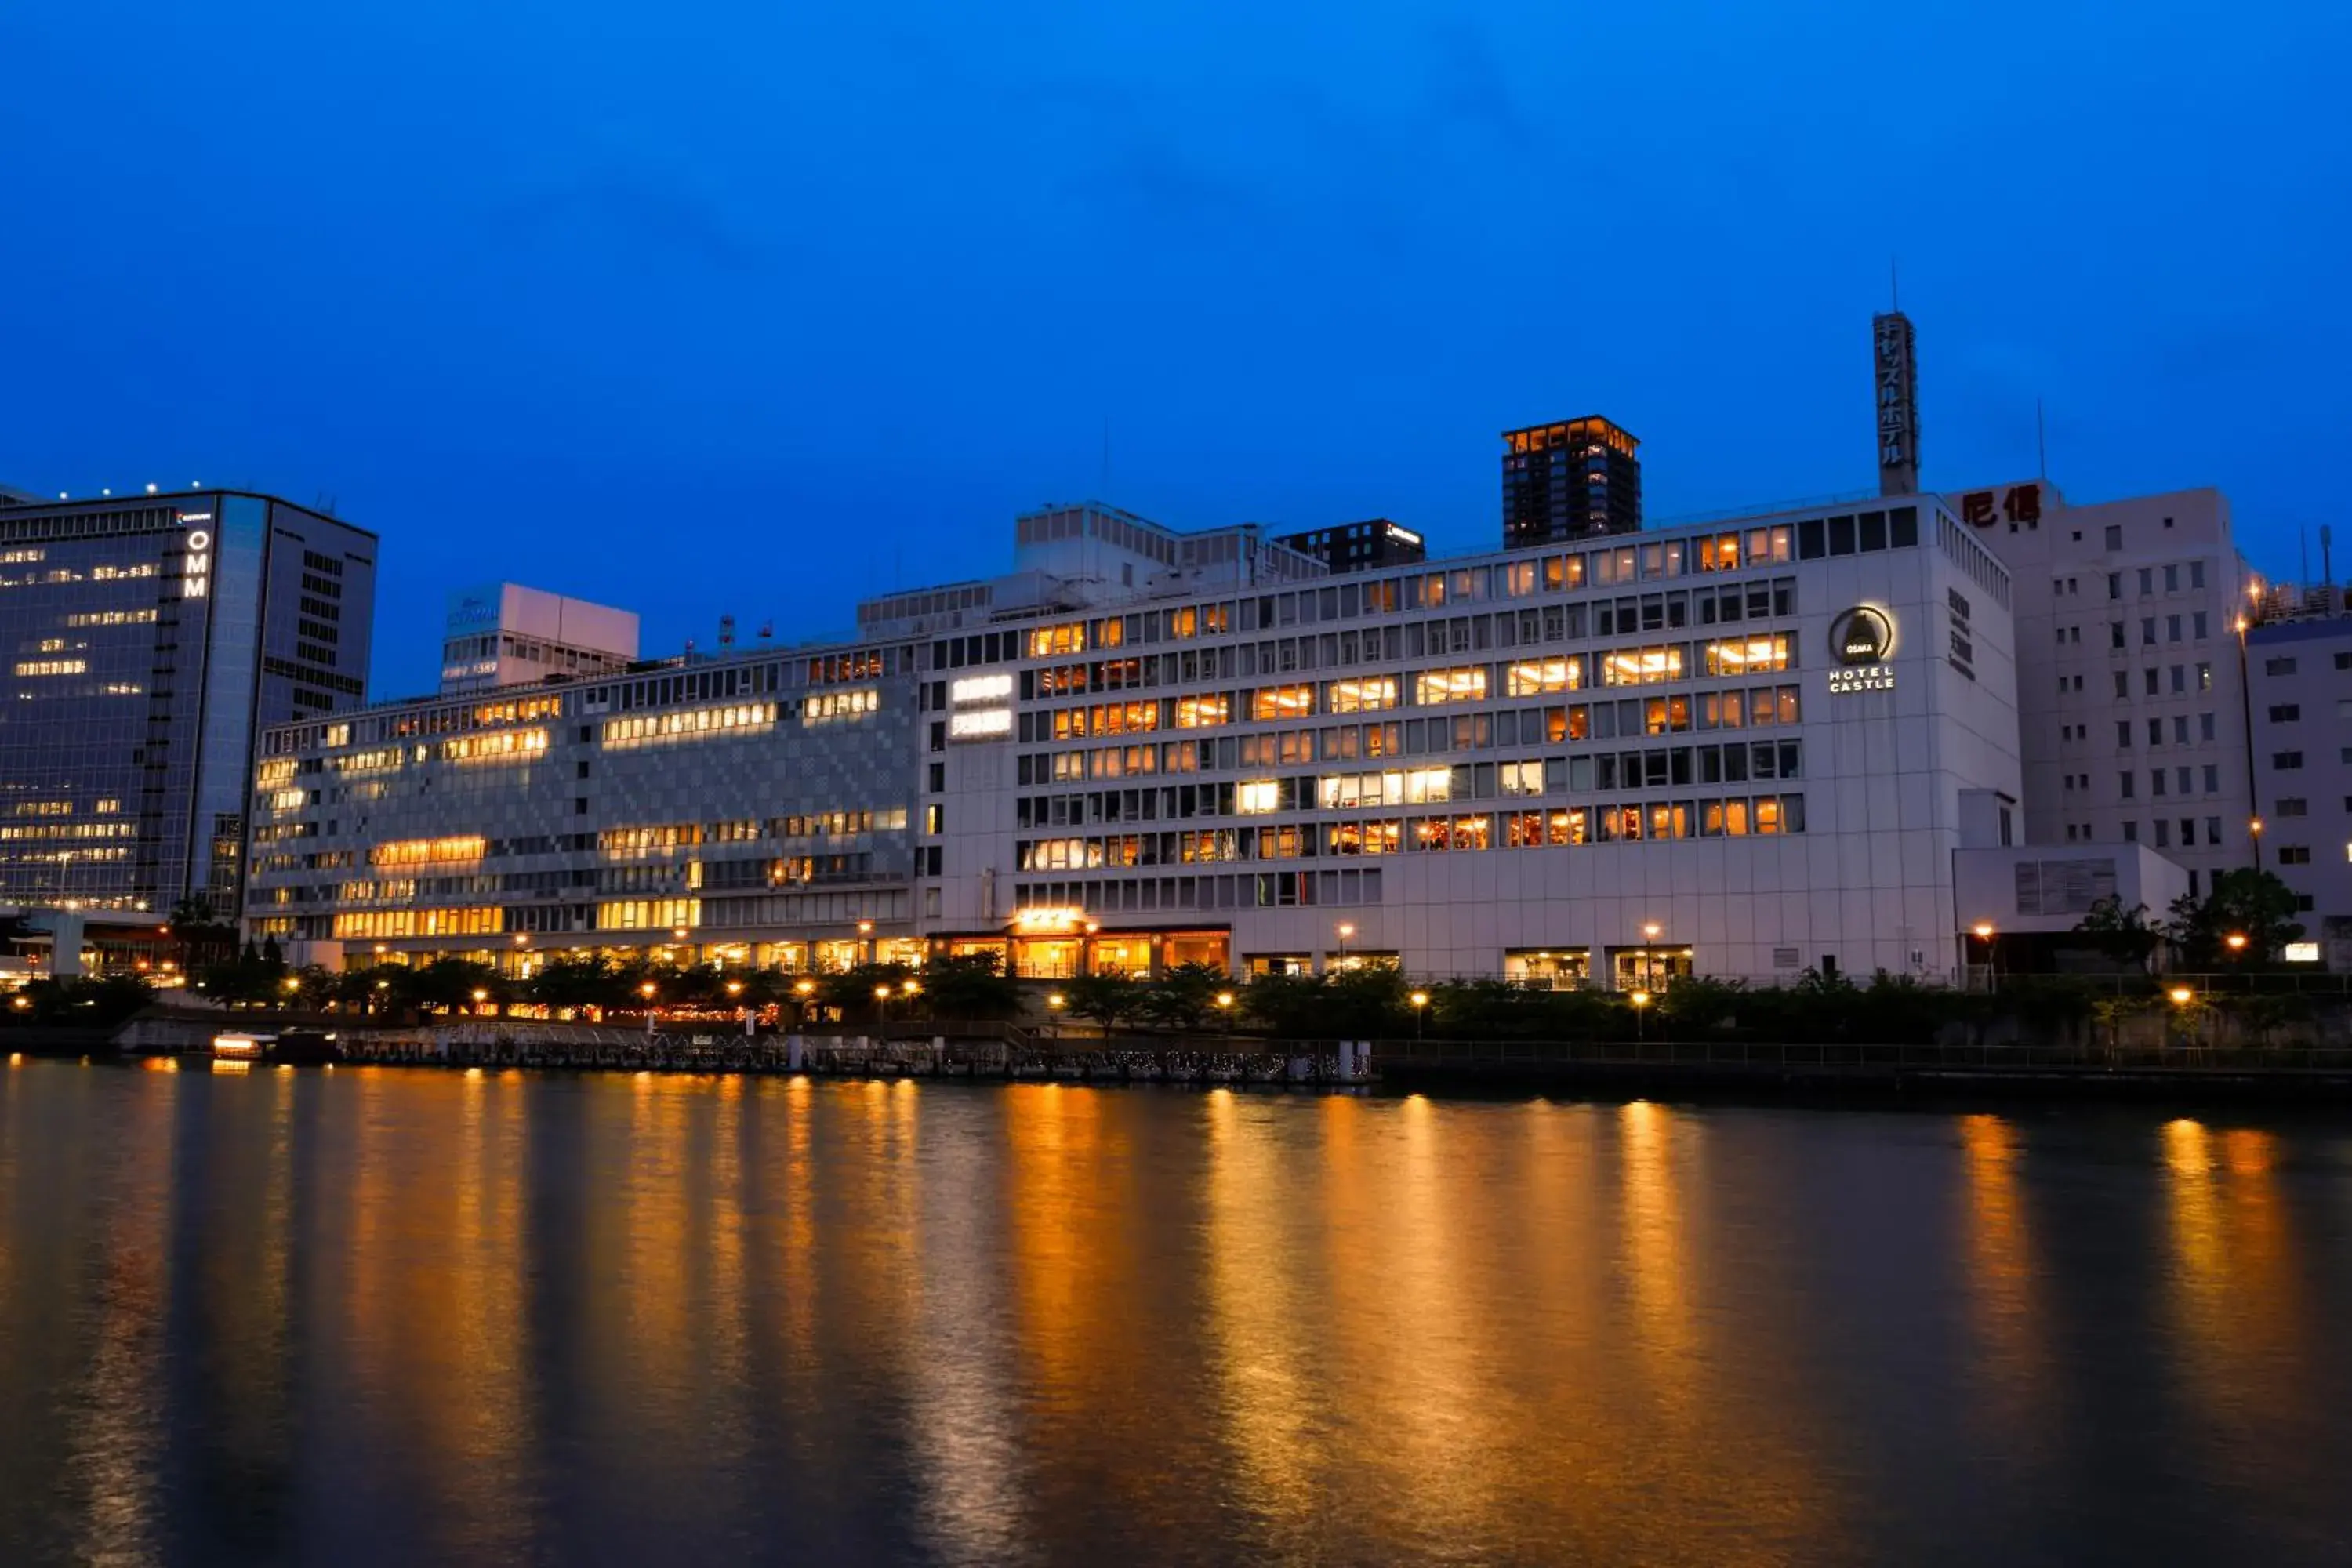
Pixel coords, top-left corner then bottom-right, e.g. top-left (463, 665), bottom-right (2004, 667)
top-left (1797, 517), bottom-right (1825, 558)
top-left (1827, 516), bottom-right (1857, 555)
top-left (1889, 506), bottom-right (1918, 547)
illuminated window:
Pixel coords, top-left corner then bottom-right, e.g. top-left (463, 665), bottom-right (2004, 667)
top-left (1505, 657), bottom-right (1583, 696)
top-left (1327, 677), bottom-right (1399, 713)
top-left (803, 688), bottom-right (879, 725)
top-left (13, 659), bottom-right (86, 677)
top-left (1703, 635), bottom-right (1791, 676)
top-left (1252, 684), bottom-right (1315, 721)
top-left (1028, 622), bottom-right (1087, 657)
top-left (1500, 760), bottom-right (1545, 796)
top-left (438, 728), bottom-right (550, 763)
top-left (369, 837), bottom-right (487, 867)
top-left (603, 702), bottom-right (776, 750)
top-left (1175, 694), bottom-right (1230, 728)
top-left (1599, 646), bottom-right (1686, 686)
top-left (597, 898), bottom-right (701, 931)
top-left (1236, 779), bottom-right (1280, 815)
top-left (1415, 667), bottom-right (1487, 705)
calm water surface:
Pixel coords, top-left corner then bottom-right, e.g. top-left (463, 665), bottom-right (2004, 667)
top-left (2, 1059), bottom-right (2350, 1566)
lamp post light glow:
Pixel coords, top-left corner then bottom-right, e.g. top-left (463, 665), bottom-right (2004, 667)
top-left (2169, 985), bottom-right (2196, 1007)
top-left (2226, 932), bottom-right (2249, 956)
top-left (1409, 989), bottom-right (1428, 1041)
top-left (1046, 992), bottom-right (1065, 1013)
top-left (1631, 988), bottom-right (1653, 1041)
top-left (1336, 922), bottom-right (1356, 967)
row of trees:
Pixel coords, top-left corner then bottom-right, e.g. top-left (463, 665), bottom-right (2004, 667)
top-left (2072, 869), bottom-right (2307, 970)
top-left (194, 949), bottom-right (1030, 1024)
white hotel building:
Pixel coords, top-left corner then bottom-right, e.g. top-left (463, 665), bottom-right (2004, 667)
top-left (246, 494), bottom-right (2028, 988)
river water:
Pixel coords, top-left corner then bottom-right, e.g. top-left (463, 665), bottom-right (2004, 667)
top-left (2, 1059), bottom-right (2349, 1566)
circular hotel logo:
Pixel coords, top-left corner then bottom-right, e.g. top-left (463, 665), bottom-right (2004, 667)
top-left (1829, 605), bottom-right (1893, 666)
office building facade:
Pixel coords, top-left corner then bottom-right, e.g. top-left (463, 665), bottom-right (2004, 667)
top-left (247, 495), bottom-right (2023, 986)
top-left (2245, 604), bottom-right (2352, 967)
top-left (1954, 479), bottom-right (2257, 898)
top-left (1502, 418), bottom-right (1642, 546)
top-left (1274, 520), bottom-right (1428, 574)
top-left (1, 489), bottom-right (376, 914)
top-left (440, 583), bottom-right (638, 694)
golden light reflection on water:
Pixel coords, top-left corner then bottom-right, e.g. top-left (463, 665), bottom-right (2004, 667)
top-left (2159, 1118), bottom-right (2326, 1521)
top-left (1959, 1113), bottom-right (2045, 1447)
top-left (4, 1068), bottom-right (2352, 1564)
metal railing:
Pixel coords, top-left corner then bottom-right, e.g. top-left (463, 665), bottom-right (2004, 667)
top-left (1366, 1036), bottom-right (2352, 1073)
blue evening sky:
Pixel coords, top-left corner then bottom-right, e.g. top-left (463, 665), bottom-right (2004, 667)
top-left (4, 2), bottom-right (2347, 696)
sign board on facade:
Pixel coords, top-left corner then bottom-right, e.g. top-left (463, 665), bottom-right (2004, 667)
top-left (1873, 311), bottom-right (1919, 496)
top-left (1827, 604), bottom-right (1896, 695)
top-left (1958, 484), bottom-right (2042, 528)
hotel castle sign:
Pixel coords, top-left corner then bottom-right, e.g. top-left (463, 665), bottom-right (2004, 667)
top-left (1827, 605), bottom-right (1895, 695)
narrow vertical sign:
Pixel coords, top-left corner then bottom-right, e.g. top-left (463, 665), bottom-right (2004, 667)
top-left (1873, 311), bottom-right (1919, 496)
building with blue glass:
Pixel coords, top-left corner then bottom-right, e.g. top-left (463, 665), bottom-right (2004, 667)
top-left (0, 488), bottom-right (376, 915)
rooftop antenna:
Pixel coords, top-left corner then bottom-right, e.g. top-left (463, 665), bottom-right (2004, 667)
top-left (2321, 524), bottom-right (2334, 593)
top-left (756, 619), bottom-right (774, 643)
top-left (719, 614), bottom-right (736, 648)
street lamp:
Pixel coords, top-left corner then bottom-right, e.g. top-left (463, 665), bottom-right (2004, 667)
top-left (1972, 922), bottom-right (1997, 989)
top-left (1335, 922), bottom-right (1356, 968)
top-left (1631, 989), bottom-right (1653, 1040)
top-left (1046, 992), bottom-right (1065, 1015)
top-left (1409, 989), bottom-right (1428, 1041)
top-left (726, 979), bottom-right (745, 996)
top-left (2226, 931), bottom-right (2249, 957)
